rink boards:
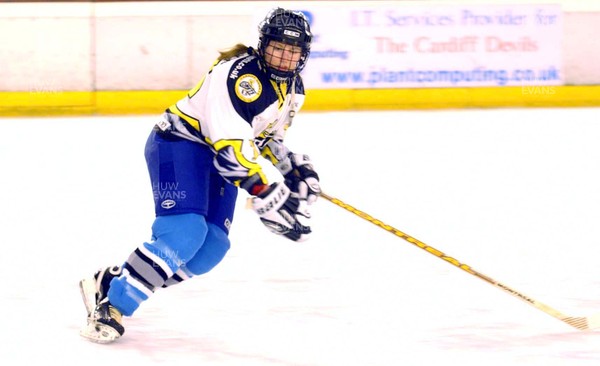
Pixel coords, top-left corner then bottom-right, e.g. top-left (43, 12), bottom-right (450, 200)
top-left (1, 85), bottom-right (600, 117)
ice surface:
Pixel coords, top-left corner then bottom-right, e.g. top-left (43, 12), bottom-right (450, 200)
top-left (1, 108), bottom-right (600, 365)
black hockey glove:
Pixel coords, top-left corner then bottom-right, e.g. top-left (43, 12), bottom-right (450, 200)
top-left (283, 153), bottom-right (321, 206)
top-left (251, 182), bottom-right (312, 242)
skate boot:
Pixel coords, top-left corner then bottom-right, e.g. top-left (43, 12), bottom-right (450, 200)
top-left (80, 298), bottom-right (125, 343)
top-left (79, 266), bottom-right (122, 316)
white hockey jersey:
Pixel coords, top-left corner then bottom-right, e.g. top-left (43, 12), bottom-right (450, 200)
top-left (155, 47), bottom-right (305, 194)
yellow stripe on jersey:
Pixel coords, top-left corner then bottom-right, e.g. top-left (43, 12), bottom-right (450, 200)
top-left (187, 77), bottom-right (206, 99)
top-left (260, 144), bottom-right (279, 165)
top-left (213, 139), bottom-right (267, 185)
top-left (168, 104), bottom-right (201, 132)
top-left (280, 82), bottom-right (288, 98)
top-left (270, 80), bottom-right (287, 109)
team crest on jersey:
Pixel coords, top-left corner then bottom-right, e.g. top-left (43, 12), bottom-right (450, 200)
top-left (235, 74), bottom-right (262, 103)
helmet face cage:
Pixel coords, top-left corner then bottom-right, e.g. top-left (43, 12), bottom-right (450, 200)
top-left (258, 8), bottom-right (312, 80)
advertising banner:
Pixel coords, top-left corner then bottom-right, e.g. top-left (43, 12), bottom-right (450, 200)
top-left (299, 4), bottom-right (562, 89)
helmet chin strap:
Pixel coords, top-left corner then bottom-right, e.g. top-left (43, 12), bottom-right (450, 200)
top-left (270, 72), bottom-right (291, 82)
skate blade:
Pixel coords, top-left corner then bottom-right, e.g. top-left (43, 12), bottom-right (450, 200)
top-left (80, 321), bottom-right (121, 344)
top-left (79, 278), bottom-right (97, 317)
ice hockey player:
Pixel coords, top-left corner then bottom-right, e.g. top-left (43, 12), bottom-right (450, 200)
top-left (79, 7), bottom-right (320, 343)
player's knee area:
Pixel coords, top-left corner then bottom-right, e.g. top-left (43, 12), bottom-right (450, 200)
top-left (184, 223), bottom-right (230, 276)
top-left (150, 213), bottom-right (209, 262)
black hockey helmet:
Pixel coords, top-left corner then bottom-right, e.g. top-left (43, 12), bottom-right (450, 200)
top-left (257, 8), bottom-right (312, 80)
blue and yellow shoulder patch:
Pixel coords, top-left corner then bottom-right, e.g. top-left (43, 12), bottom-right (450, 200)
top-left (227, 54), bottom-right (276, 123)
top-left (235, 74), bottom-right (262, 103)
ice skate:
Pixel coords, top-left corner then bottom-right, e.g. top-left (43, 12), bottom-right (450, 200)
top-left (79, 266), bottom-right (122, 316)
top-left (80, 298), bottom-right (125, 343)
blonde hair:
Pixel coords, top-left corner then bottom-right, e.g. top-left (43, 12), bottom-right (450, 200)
top-left (217, 43), bottom-right (249, 61)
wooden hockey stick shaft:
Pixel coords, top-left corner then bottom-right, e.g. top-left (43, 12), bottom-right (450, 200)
top-left (320, 191), bottom-right (600, 331)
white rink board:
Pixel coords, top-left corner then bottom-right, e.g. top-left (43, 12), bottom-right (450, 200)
top-left (0, 1), bottom-right (599, 91)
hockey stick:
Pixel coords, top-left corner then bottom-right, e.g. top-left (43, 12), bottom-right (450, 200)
top-left (320, 191), bottom-right (600, 331)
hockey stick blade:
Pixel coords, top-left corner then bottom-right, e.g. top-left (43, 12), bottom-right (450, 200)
top-left (564, 313), bottom-right (600, 331)
top-left (320, 192), bottom-right (599, 331)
